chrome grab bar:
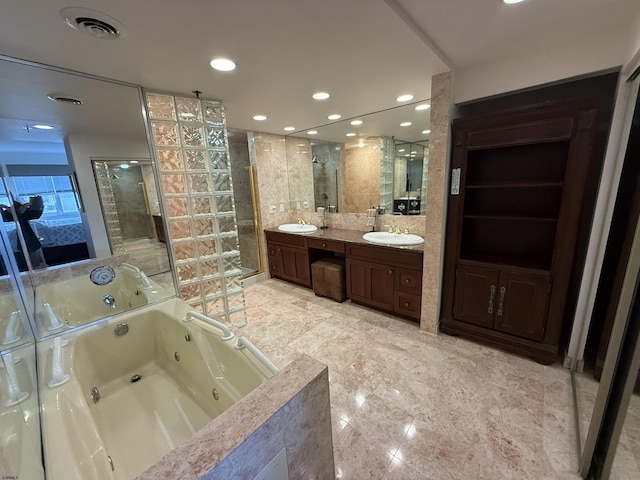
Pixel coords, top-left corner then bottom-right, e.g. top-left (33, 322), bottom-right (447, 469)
top-left (234, 336), bottom-right (279, 374)
top-left (183, 311), bottom-right (234, 341)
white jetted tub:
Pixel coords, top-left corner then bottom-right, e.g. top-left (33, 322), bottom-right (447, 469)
top-left (39, 298), bottom-right (276, 480)
top-left (35, 263), bottom-right (172, 331)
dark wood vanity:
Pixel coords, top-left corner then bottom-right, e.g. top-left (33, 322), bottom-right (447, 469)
top-left (265, 228), bottom-right (424, 321)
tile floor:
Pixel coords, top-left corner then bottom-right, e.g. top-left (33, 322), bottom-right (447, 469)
top-left (241, 279), bottom-right (581, 480)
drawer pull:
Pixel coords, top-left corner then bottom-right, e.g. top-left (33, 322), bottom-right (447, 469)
top-left (497, 287), bottom-right (506, 317)
top-left (488, 285), bottom-right (496, 314)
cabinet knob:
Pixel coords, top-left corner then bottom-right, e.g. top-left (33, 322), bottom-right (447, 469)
top-left (405, 279), bottom-right (410, 284)
top-left (322, 242), bottom-right (326, 247)
top-left (388, 270), bottom-right (393, 275)
top-left (404, 302), bottom-right (410, 307)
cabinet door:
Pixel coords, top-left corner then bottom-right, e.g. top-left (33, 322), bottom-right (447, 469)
top-left (495, 272), bottom-right (550, 341)
top-left (369, 263), bottom-right (395, 310)
top-left (346, 259), bottom-right (394, 310)
top-left (453, 264), bottom-right (499, 328)
top-left (279, 246), bottom-right (311, 287)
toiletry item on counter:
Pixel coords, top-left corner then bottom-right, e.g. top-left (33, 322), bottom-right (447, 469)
top-left (366, 208), bottom-right (377, 230)
top-left (317, 207), bottom-right (327, 229)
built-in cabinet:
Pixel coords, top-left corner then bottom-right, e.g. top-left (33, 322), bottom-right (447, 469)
top-left (441, 102), bottom-right (598, 363)
top-left (265, 230), bottom-right (423, 321)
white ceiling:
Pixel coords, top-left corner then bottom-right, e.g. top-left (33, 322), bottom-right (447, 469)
top-left (0, 0), bottom-right (637, 152)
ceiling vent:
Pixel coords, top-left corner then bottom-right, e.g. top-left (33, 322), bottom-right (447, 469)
top-left (47, 93), bottom-right (84, 105)
top-left (60, 7), bottom-right (127, 40)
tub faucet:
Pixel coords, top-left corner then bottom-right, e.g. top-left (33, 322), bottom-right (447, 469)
top-left (90, 387), bottom-right (100, 404)
top-left (103, 294), bottom-right (117, 309)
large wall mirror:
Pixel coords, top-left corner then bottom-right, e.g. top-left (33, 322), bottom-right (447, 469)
top-left (0, 56), bottom-right (176, 339)
top-left (285, 100), bottom-right (431, 215)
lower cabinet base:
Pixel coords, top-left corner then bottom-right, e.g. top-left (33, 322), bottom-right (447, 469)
top-left (350, 298), bottom-right (420, 323)
top-left (440, 317), bottom-right (558, 364)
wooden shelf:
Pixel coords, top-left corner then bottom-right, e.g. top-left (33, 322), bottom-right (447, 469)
top-left (463, 214), bottom-right (558, 222)
top-left (466, 182), bottom-right (564, 190)
top-left (458, 254), bottom-right (552, 272)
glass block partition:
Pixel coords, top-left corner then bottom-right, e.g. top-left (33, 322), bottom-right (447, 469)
top-left (144, 92), bottom-right (247, 325)
top-left (93, 161), bottom-right (126, 254)
top-left (379, 136), bottom-right (394, 213)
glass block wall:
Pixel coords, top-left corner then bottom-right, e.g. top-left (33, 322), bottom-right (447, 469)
top-left (93, 161), bottom-right (126, 254)
top-left (144, 92), bottom-right (246, 325)
top-left (379, 136), bottom-right (394, 213)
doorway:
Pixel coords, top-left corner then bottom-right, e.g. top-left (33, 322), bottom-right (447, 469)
top-left (92, 159), bottom-right (171, 285)
top-left (228, 129), bottom-right (261, 277)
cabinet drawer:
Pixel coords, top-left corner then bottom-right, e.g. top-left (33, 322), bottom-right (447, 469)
top-left (394, 291), bottom-right (421, 320)
top-left (308, 238), bottom-right (345, 253)
top-left (347, 244), bottom-right (422, 268)
top-left (395, 267), bottom-right (422, 295)
top-left (265, 231), bottom-right (307, 248)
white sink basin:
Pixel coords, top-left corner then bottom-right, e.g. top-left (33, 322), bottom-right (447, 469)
top-left (278, 224), bottom-right (318, 233)
top-left (363, 231), bottom-right (424, 246)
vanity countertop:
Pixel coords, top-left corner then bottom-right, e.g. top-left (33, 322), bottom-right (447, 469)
top-left (265, 227), bottom-right (424, 252)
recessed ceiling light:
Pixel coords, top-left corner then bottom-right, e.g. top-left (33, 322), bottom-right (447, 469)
top-left (32, 124), bottom-right (55, 130)
top-left (422, 129), bottom-right (431, 134)
top-left (328, 114), bottom-right (341, 120)
top-left (284, 126), bottom-right (296, 131)
top-left (129, 160), bottom-right (138, 164)
top-left (400, 122), bottom-right (412, 127)
top-left (346, 133), bottom-right (356, 137)
top-left (350, 120), bottom-right (363, 126)
top-left (307, 130), bottom-right (318, 135)
top-left (405, 154), bottom-right (410, 157)
top-left (312, 92), bottom-right (330, 100)
top-left (411, 151), bottom-right (417, 154)
top-left (120, 163), bottom-right (130, 169)
top-left (398, 149), bottom-right (405, 152)
top-left (253, 115), bottom-right (267, 121)
top-left (503, 0), bottom-right (526, 3)
top-left (396, 94), bottom-right (414, 102)
top-left (415, 104), bottom-right (430, 111)
top-left (210, 58), bottom-right (237, 71)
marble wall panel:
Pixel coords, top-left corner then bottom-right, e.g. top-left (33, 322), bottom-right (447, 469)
top-left (421, 72), bottom-right (452, 334)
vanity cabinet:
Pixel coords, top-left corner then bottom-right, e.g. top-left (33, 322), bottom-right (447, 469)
top-left (265, 229), bottom-right (424, 321)
top-left (346, 244), bottom-right (423, 320)
top-left (265, 231), bottom-right (311, 288)
top-left (441, 101), bottom-right (598, 363)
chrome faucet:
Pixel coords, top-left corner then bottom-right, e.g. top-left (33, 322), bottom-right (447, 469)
top-left (103, 294), bottom-right (117, 309)
top-left (90, 387), bottom-right (100, 404)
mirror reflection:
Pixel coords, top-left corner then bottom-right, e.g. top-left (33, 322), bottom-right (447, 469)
top-left (286, 100), bottom-right (431, 215)
top-left (0, 57), bottom-right (176, 337)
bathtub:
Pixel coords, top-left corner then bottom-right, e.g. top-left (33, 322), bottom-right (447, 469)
top-left (39, 298), bottom-right (275, 480)
top-left (35, 264), bottom-right (172, 331)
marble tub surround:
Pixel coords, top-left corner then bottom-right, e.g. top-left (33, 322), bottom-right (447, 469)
top-left (242, 279), bottom-right (581, 480)
top-left (137, 353), bottom-right (334, 480)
